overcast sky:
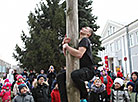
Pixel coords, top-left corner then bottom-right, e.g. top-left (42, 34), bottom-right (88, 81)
top-left (0, 0), bottom-right (138, 65)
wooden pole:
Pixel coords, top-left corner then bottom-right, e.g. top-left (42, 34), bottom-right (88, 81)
top-left (66, 0), bottom-right (80, 102)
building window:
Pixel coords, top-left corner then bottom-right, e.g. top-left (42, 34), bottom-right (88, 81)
top-left (113, 27), bottom-right (115, 33)
top-left (110, 26), bottom-right (112, 34)
top-left (136, 31), bottom-right (138, 44)
top-left (129, 34), bottom-right (134, 47)
top-left (116, 39), bottom-right (121, 51)
top-left (110, 43), bottom-right (114, 52)
top-left (108, 26), bottom-right (116, 36)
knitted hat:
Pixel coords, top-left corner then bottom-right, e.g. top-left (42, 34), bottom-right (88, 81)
top-left (37, 74), bottom-right (46, 81)
top-left (4, 79), bottom-right (9, 83)
top-left (18, 84), bottom-right (27, 92)
top-left (114, 78), bottom-right (124, 86)
top-left (17, 75), bottom-right (23, 81)
top-left (127, 82), bottom-right (135, 88)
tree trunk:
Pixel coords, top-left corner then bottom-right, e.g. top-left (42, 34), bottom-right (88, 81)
top-left (66, 0), bottom-right (80, 102)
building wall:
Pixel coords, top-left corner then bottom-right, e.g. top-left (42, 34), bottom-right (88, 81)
top-left (100, 19), bottom-right (138, 77)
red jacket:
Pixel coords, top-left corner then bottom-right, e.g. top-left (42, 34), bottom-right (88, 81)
top-left (100, 75), bottom-right (113, 95)
top-left (51, 89), bottom-right (61, 102)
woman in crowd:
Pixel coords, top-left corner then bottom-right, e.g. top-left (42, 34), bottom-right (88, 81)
top-left (100, 69), bottom-right (113, 101)
top-left (32, 74), bottom-right (50, 102)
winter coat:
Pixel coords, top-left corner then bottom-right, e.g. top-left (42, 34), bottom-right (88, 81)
top-left (7, 69), bottom-right (14, 84)
top-left (0, 89), bottom-right (11, 102)
top-left (12, 92), bottom-right (34, 102)
top-left (88, 84), bottom-right (108, 102)
top-left (32, 82), bottom-right (50, 102)
top-left (110, 86), bottom-right (130, 102)
top-left (100, 75), bottom-right (113, 95)
top-left (51, 89), bottom-right (61, 102)
top-left (128, 91), bottom-right (138, 102)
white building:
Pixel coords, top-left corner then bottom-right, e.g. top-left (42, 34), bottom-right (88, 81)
top-left (99, 19), bottom-right (138, 76)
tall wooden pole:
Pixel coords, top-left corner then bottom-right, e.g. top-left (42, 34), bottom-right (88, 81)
top-left (66, 0), bottom-right (80, 102)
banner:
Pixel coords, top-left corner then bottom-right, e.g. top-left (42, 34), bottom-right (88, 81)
top-left (104, 56), bottom-right (109, 71)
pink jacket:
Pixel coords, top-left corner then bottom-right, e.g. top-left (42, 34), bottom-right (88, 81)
top-left (0, 79), bottom-right (12, 102)
top-left (0, 89), bottom-right (11, 102)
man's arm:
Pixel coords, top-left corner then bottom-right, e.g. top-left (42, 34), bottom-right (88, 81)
top-left (63, 44), bottom-right (86, 58)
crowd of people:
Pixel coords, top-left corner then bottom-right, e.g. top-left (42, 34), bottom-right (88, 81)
top-left (0, 66), bottom-right (138, 102)
top-left (0, 26), bottom-right (138, 102)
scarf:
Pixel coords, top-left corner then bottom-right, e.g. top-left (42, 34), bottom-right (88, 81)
top-left (91, 84), bottom-right (106, 93)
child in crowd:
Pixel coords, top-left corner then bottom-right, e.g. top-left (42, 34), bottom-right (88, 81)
top-left (110, 78), bottom-right (130, 102)
top-left (127, 81), bottom-right (138, 102)
top-left (12, 84), bottom-right (34, 102)
top-left (0, 79), bottom-right (12, 102)
top-left (13, 75), bottom-right (29, 96)
top-left (51, 81), bottom-right (61, 102)
top-left (88, 79), bottom-right (108, 102)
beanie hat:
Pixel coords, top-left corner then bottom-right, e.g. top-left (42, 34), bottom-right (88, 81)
top-left (17, 75), bottom-right (23, 81)
top-left (127, 81), bottom-right (135, 88)
top-left (114, 78), bottom-right (124, 86)
top-left (4, 79), bottom-right (9, 83)
top-left (37, 74), bottom-right (46, 81)
top-left (18, 84), bottom-right (27, 92)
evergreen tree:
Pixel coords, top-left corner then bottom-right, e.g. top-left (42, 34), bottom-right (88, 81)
top-left (13, 0), bottom-right (66, 72)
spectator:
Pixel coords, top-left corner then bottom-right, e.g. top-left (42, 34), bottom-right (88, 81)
top-left (13, 75), bottom-right (29, 96)
top-left (47, 65), bottom-right (56, 93)
top-left (29, 70), bottom-right (36, 84)
top-left (130, 72), bottom-right (138, 85)
top-left (32, 74), bottom-right (50, 102)
top-left (51, 81), bottom-right (61, 102)
top-left (88, 79), bottom-right (108, 102)
top-left (110, 78), bottom-right (130, 102)
top-left (117, 70), bottom-right (123, 79)
top-left (21, 69), bottom-right (28, 78)
top-left (13, 70), bottom-right (18, 81)
top-left (127, 81), bottom-right (138, 102)
top-left (100, 70), bottom-right (113, 101)
top-left (7, 69), bottom-right (14, 84)
top-left (0, 79), bottom-right (12, 102)
top-left (12, 84), bottom-right (34, 102)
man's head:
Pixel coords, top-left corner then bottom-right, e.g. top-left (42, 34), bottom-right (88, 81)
top-left (40, 69), bottom-right (44, 74)
top-left (80, 27), bottom-right (93, 37)
top-left (18, 84), bottom-right (27, 94)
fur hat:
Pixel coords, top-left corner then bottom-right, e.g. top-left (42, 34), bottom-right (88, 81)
top-left (37, 74), bottom-right (46, 81)
top-left (18, 84), bottom-right (27, 92)
top-left (114, 78), bottom-right (124, 86)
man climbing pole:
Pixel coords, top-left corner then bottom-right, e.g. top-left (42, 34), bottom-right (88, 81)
top-left (57, 27), bottom-right (95, 102)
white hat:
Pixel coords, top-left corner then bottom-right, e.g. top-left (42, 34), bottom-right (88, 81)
top-left (114, 78), bottom-right (124, 86)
